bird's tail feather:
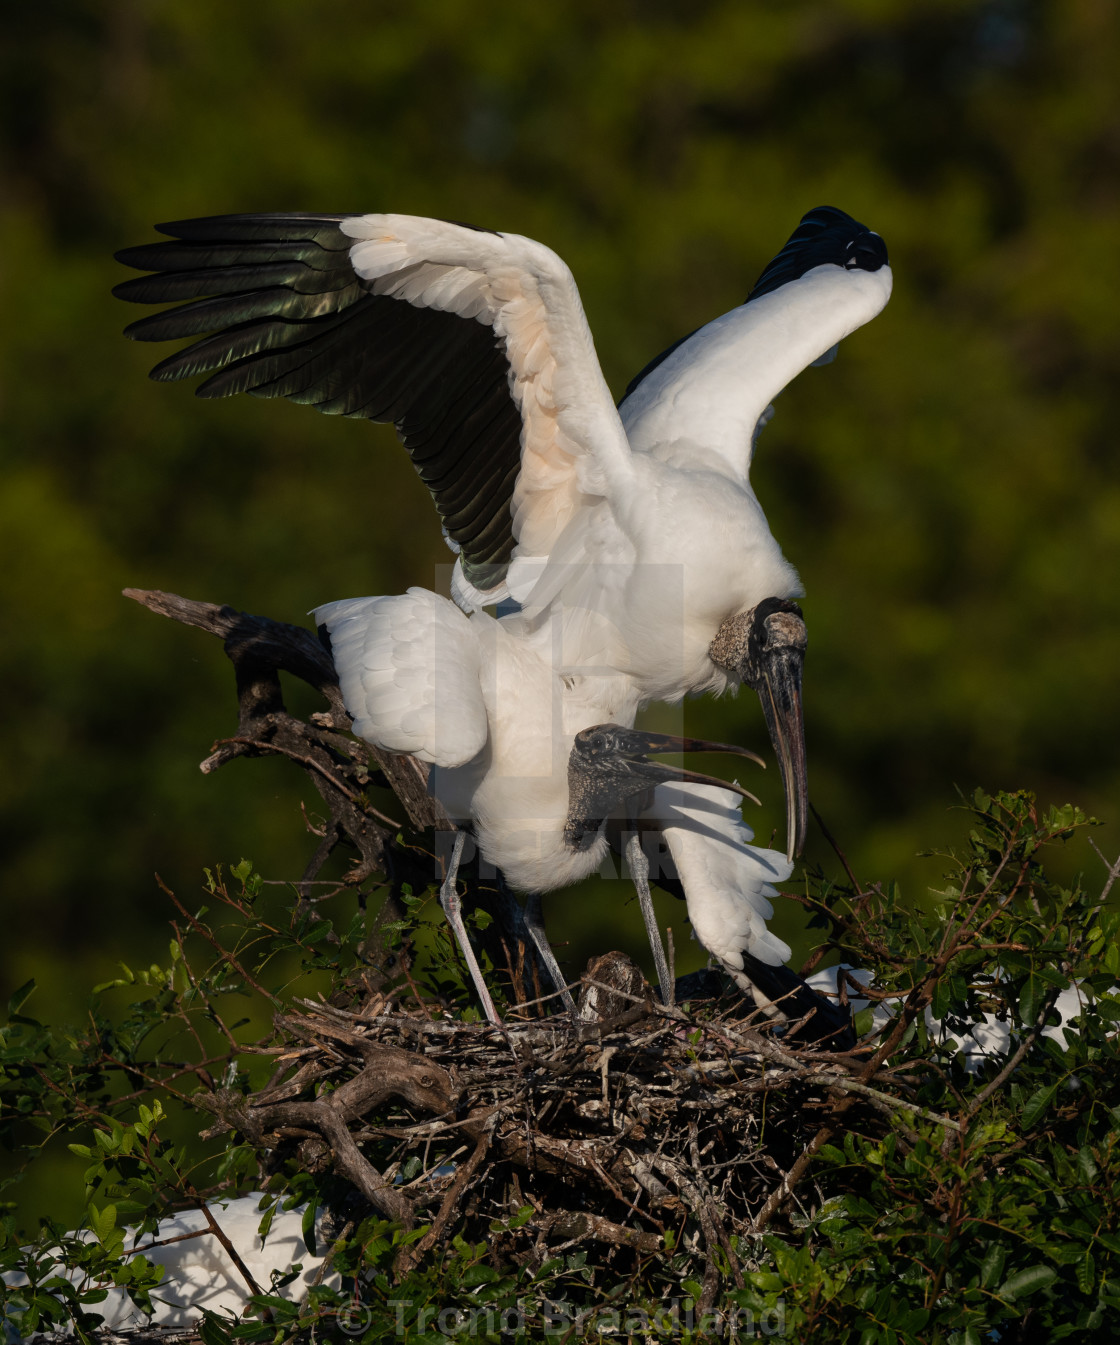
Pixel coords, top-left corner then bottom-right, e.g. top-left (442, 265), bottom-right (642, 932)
top-left (738, 952), bottom-right (855, 1050)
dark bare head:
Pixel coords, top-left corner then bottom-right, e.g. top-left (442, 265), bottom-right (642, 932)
top-left (710, 597), bottom-right (807, 862)
top-left (564, 726), bottom-right (763, 850)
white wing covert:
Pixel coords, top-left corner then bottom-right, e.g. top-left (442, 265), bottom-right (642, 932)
top-left (313, 589), bottom-right (488, 767)
top-left (115, 212), bottom-right (633, 608)
top-left (343, 216), bottom-right (634, 579)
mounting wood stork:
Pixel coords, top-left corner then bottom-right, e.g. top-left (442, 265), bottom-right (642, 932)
top-left (115, 205), bottom-right (888, 1038)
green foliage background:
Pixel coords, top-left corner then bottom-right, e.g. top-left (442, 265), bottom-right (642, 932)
top-left (2, 0), bottom-right (1118, 1076)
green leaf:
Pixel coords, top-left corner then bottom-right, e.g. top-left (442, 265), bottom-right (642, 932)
top-left (460, 1264), bottom-right (500, 1285)
top-left (300, 920), bottom-right (335, 947)
top-left (301, 1198), bottom-right (318, 1257)
top-left (256, 1201), bottom-right (276, 1241)
top-left (197, 1317), bottom-right (235, 1345)
top-left (7, 978), bottom-right (37, 1019)
top-left (90, 1203), bottom-right (118, 1244)
top-left (1020, 1082), bottom-right (1059, 1130)
top-left (1076, 1249), bottom-right (1096, 1295)
top-left (247, 1293), bottom-right (299, 1316)
top-left (1020, 971), bottom-right (1047, 1026)
top-left (1077, 1147), bottom-right (1099, 1183)
top-left (999, 1265), bottom-right (1058, 1299)
top-left (980, 1243), bottom-right (1007, 1288)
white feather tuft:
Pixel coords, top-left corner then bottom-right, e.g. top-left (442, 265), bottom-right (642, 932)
top-left (643, 782), bottom-right (793, 970)
top-left (314, 590), bottom-right (488, 767)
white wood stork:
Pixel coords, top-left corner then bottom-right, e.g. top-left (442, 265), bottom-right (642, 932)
top-left (115, 206), bottom-right (888, 1038)
top-left (315, 586), bottom-right (851, 1043)
top-left (114, 205), bottom-right (890, 856)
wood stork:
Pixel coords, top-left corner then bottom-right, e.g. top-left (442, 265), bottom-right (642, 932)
top-left (312, 584), bottom-right (789, 1027)
top-left (114, 206), bottom-right (887, 1036)
top-left (114, 204), bottom-right (891, 863)
top-left (314, 589), bottom-right (850, 1043)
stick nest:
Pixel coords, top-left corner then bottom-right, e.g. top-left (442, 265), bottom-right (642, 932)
top-left (197, 952), bottom-right (882, 1292)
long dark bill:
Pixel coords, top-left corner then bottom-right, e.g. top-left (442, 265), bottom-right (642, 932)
top-left (619, 730), bottom-right (765, 808)
top-left (753, 647), bottom-right (808, 862)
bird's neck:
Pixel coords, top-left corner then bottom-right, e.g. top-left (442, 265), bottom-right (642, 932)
top-left (562, 813), bottom-right (606, 852)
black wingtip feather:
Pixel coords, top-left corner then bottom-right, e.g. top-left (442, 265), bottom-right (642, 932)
top-left (748, 205), bottom-right (888, 303)
top-left (620, 206), bottom-right (888, 408)
top-left (739, 952), bottom-right (856, 1050)
top-left (153, 213), bottom-right (356, 245)
top-left (114, 211), bottom-right (525, 580)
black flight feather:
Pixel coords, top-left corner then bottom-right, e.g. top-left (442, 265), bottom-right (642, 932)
top-left (114, 213), bottom-right (523, 583)
top-left (620, 205), bottom-right (888, 407)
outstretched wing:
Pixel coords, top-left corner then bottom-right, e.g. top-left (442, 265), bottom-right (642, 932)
top-left (115, 213), bottom-right (631, 602)
top-left (618, 206), bottom-right (892, 478)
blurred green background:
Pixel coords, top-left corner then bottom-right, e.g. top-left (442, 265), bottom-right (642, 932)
top-left (3, 0), bottom-right (1118, 1061)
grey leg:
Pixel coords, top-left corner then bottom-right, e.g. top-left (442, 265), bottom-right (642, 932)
top-left (626, 827), bottom-right (672, 1007)
top-left (493, 876), bottom-right (529, 952)
top-left (522, 892), bottom-right (577, 1015)
top-left (492, 874), bottom-right (540, 1000)
top-left (439, 830), bottom-right (500, 1025)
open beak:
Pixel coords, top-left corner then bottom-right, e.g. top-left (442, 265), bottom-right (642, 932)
top-left (753, 647), bottom-right (808, 861)
top-left (615, 729), bottom-right (765, 808)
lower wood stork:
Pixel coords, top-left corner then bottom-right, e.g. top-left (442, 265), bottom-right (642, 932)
top-left (313, 585), bottom-right (768, 1021)
top-left (114, 204), bottom-right (891, 866)
top-left (316, 586), bottom-right (852, 1045)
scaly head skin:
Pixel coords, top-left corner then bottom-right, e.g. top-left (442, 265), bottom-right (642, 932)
top-left (564, 727), bottom-right (763, 851)
top-left (710, 598), bottom-right (808, 862)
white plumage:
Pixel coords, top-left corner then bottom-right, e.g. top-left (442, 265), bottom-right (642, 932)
top-left (116, 205), bottom-right (891, 1029)
top-left (343, 214), bottom-right (631, 577)
top-left (330, 211), bottom-right (890, 718)
top-left (319, 590), bottom-right (489, 767)
top-left (316, 583), bottom-right (800, 1015)
top-left (647, 782), bottom-right (794, 975)
top-left (314, 586), bottom-right (642, 895)
top-left (313, 582), bottom-right (807, 1025)
top-left (2, 1196), bottom-right (331, 1330)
